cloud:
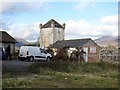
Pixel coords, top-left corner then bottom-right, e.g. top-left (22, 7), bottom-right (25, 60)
top-left (0, 2), bottom-right (50, 14)
top-left (100, 15), bottom-right (118, 25)
top-left (0, 17), bottom-right (14, 30)
top-left (74, 2), bottom-right (96, 10)
top-left (0, 22), bottom-right (40, 42)
top-left (65, 15), bottom-right (118, 40)
top-left (0, 14), bottom-right (118, 42)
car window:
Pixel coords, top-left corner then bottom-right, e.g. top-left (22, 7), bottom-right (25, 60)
top-left (44, 51), bottom-right (47, 54)
top-left (41, 50), bottom-right (44, 53)
top-left (40, 49), bottom-right (47, 54)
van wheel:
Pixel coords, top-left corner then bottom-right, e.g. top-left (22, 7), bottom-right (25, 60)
top-left (29, 56), bottom-right (34, 62)
top-left (46, 57), bottom-right (50, 61)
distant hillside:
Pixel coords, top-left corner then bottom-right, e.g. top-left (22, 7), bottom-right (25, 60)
top-left (15, 38), bottom-right (29, 47)
top-left (94, 36), bottom-right (119, 47)
top-left (27, 41), bottom-right (38, 46)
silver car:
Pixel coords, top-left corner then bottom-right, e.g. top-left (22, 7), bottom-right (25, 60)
top-left (0, 47), bottom-right (7, 60)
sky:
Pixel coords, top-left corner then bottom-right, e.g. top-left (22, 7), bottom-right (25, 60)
top-left (0, 0), bottom-right (119, 42)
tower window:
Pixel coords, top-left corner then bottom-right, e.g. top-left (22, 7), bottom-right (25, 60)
top-left (58, 31), bottom-right (60, 39)
top-left (58, 31), bottom-right (60, 34)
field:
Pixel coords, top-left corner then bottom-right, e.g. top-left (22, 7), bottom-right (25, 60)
top-left (2, 60), bottom-right (119, 88)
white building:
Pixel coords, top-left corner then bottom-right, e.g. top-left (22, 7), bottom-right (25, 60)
top-left (38, 19), bottom-right (65, 49)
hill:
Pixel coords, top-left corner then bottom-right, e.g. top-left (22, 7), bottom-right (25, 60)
top-left (15, 38), bottom-right (29, 47)
top-left (94, 36), bottom-right (119, 47)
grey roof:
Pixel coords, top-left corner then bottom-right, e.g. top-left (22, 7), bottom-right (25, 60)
top-left (49, 38), bottom-right (99, 48)
top-left (41, 19), bottom-right (64, 29)
top-left (0, 31), bottom-right (17, 43)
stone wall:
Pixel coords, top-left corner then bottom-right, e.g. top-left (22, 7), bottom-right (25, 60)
top-left (100, 45), bottom-right (119, 61)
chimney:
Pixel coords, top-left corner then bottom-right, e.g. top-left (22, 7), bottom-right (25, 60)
top-left (39, 24), bottom-right (42, 29)
top-left (62, 23), bottom-right (65, 29)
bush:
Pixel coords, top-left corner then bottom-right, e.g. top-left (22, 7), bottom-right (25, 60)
top-left (53, 48), bottom-right (68, 60)
top-left (11, 52), bottom-right (19, 59)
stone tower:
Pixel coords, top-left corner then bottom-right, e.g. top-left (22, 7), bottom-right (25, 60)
top-left (38, 19), bottom-right (65, 49)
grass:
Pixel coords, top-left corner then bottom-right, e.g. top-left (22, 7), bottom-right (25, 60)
top-left (2, 60), bottom-right (119, 88)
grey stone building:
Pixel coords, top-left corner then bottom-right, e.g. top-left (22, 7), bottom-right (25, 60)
top-left (38, 19), bottom-right (65, 49)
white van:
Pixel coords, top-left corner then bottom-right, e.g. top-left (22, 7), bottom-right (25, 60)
top-left (18, 46), bottom-right (52, 61)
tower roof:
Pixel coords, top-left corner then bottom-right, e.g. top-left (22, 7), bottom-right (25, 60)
top-left (40, 19), bottom-right (65, 29)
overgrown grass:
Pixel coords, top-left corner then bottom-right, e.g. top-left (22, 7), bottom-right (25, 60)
top-left (2, 60), bottom-right (119, 88)
top-left (28, 60), bottom-right (118, 74)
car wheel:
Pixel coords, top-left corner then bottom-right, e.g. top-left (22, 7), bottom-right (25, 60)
top-left (29, 56), bottom-right (34, 62)
top-left (46, 57), bottom-right (50, 61)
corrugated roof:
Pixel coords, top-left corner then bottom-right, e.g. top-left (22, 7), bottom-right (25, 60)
top-left (0, 31), bottom-right (17, 43)
top-left (49, 38), bottom-right (98, 48)
top-left (41, 19), bottom-right (64, 29)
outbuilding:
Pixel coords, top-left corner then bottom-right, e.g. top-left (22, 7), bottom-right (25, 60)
top-left (50, 38), bottom-right (101, 62)
top-left (0, 31), bottom-right (17, 54)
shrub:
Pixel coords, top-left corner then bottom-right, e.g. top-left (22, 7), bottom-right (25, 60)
top-left (11, 52), bottom-right (19, 59)
top-left (53, 48), bottom-right (68, 60)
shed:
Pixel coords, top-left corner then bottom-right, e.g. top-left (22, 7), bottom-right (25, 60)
top-left (0, 31), bottom-right (17, 54)
top-left (50, 38), bottom-right (101, 62)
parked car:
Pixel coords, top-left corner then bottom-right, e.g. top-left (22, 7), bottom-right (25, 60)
top-left (18, 46), bottom-right (52, 61)
top-left (0, 47), bottom-right (7, 60)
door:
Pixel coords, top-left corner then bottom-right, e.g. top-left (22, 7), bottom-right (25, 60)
top-left (34, 49), bottom-right (46, 60)
top-left (39, 49), bottom-right (47, 60)
top-left (83, 47), bottom-right (88, 62)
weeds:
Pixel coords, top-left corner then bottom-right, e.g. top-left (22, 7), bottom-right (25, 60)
top-left (28, 61), bottom-right (118, 74)
top-left (2, 60), bottom-right (119, 88)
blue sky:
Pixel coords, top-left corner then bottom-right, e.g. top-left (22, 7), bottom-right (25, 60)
top-left (0, 1), bottom-right (118, 42)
